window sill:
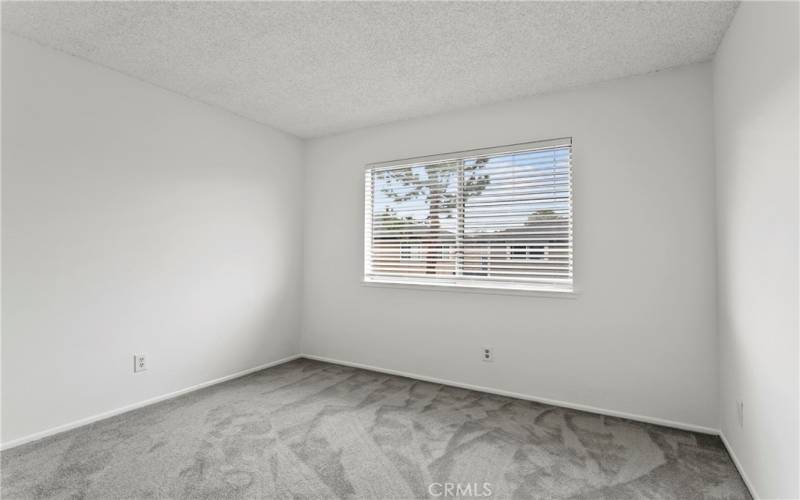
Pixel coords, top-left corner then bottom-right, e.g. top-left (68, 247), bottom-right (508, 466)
top-left (361, 277), bottom-right (579, 299)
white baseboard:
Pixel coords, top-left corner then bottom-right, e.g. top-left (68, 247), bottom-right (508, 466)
top-left (719, 431), bottom-right (759, 499)
top-left (301, 353), bottom-right (720, 435)
top-left (0, 354), bottom-right (301, 451)
top-left (0, 352), bottom-right (723, 453)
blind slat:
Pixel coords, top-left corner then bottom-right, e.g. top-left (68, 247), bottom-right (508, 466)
top-left (372, 157), bottom-right (570, 176)
top-left (368, 266), bottom-right (571, 277)
top-left (366, 271), bottom-right (573, 283)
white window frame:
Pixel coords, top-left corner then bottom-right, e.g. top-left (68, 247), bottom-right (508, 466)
top-left (361, 138), bottom-right (576, 297)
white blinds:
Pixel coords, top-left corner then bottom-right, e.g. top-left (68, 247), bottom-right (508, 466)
top-left (364, 138), bottom-right (573, 292)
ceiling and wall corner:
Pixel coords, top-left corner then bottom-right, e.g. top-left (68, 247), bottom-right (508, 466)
top-left (1, 1), bottom-right (737, 138)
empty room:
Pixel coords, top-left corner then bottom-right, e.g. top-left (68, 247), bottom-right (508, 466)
top-left (1, 1), bottom-right (798, 499)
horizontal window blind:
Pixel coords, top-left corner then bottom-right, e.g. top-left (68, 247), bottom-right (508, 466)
top-left (364, 138), bottom-right (573, 292)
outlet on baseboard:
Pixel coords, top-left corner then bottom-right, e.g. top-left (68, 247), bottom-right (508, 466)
top-left (737, 400), bottom-right (743, 428)
top-left (482, 347), bottom-right (493, 362)
top-left (134, 354), bottom-right (147, 373)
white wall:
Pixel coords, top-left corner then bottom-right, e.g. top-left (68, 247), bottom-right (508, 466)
top-left (713, 3), bottom-right (799, 498)
top-left (1, 33), bottom-right (305, 445)
top-left (303, 63), bottom-right (719, 430)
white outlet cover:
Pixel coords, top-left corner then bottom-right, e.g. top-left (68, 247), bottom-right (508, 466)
top-left (134, 354), bottom-right (147, 373)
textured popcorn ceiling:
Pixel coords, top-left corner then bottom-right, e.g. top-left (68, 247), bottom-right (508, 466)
top-left (2, 1), bottom-right (737, 138)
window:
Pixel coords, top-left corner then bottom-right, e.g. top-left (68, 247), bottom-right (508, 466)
top-left (364, 138), bottom-right (573, 293)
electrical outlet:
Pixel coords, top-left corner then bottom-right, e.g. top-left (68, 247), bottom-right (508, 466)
top-left (134, 353), bottom-right (147, 373)
top-left (482, 347), bottom-right (493, 362)
top-left (737, 401), bottom-right (744, 428)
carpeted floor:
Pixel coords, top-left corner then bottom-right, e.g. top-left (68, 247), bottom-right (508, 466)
top-left (2, 358), bottom-right (750, 499)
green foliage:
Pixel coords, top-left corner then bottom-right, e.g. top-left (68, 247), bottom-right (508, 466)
top-left (375, 159), bottom-right (490, 274)
top-left (377, 159), bottom-right (490, 222)
top-left (525, 209), bottom-right (561, 224)
top-left (377, 207), bottom-right (419, 232)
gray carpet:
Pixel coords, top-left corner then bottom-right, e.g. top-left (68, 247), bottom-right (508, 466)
top-left (2, 358), bottom-right (750, 499)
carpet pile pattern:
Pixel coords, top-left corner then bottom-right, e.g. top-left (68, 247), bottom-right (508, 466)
top-left (1, 358), bottom-right (750, 499)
